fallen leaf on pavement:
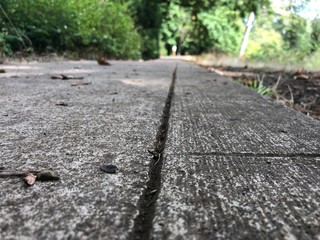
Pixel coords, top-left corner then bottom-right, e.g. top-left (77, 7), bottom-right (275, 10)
top-left (0, 169), bottom-right (60, 186)
top-left (36, 170), bottom-right (60, 181)
top-left (56, 101), bottom-right (68, 106)
top-left (97, 57), bottom-right (111, 66)
top-left (100, 164), bottom-right (118, 174)
top-left (0, 69), bottom-right (6, 73)
top-left (51, 74), bottom-right (84, 80)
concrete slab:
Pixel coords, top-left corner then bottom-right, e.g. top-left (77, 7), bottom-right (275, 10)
top-left (0, 60), bottom-right (175, 239)
top-left (153, 61), bottom-right (320, 239)
top-left (167, 61), bottom-right (320, 155)
top-left (1, 59), bottom-right (319, 240)
top-left (154, 154), bottom-right (320, 239)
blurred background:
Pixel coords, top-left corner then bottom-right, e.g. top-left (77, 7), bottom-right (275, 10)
top-left (0, 0), bottom-right (319, 69)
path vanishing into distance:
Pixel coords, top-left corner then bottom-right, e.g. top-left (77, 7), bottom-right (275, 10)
top-left (0, 59), bottom-right (319, 240)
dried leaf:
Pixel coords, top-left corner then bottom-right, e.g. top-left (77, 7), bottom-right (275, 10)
top-left (0, 69), bottom-right (6, 73)
top-left (55, 101), bottom-right (68, 106)
top-left (294, 74), bottom-right (309, 80)
top-left (100, 164), bottom-right (118, 174)
top-left (97, 57), bottom-right (111, 66)
top-left (51, 74), bottom-right (84, 80)
top-left (36, 171), bottom-right (60, 181)
top-left (51, 75), bottom-right (63, 79)
top-left (23, 172), bottom-right (37, 186)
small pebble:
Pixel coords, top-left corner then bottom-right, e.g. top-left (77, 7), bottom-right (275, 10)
top-left (56, 102), bottom-right (68, 106)
top-left (100, 164), bottom-right (118, 174)
top-left (279, 129), bottom-right (288, 133)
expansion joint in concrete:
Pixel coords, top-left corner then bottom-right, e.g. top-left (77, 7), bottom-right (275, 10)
top-left (188, 152), bottom-right (320, 158)
top-left (128, 65), bottom-right (177, 240)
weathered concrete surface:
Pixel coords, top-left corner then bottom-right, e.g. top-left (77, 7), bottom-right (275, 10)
top-left (1, 59), bottom-right (320, 240)
top-left (153, 61), bottom-right (320, 239)
top-left (0, 60), bottom-right (175, 239)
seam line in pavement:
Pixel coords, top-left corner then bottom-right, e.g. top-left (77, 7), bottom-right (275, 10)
top-left (188, 152), bottom-right (320, 158)
top-left (128, 65), bottom-right (177, 240)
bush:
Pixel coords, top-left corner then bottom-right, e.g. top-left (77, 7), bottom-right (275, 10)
top-left (160, 3), bottom-right (194, 55)
top-left (197, 7), bottom-right (244, 54)
top-left (160, 4), bottom-right (244, 55)
top-left (246, 27), bottom-right (284, 60)
top-left (73, 0), bottom-right (141, 58)
top-left (0, 0), bottom-right (141, 59)
top-left (0, 31), bottom-right (11, 55)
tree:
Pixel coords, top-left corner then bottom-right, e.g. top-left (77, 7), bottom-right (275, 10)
top-left (0, 0), bottom-right (141, 58)
top-left (273, 12), bottom-right (313, 59)
top-left (178, 0), bottom-right (271, 16)
top-left (1, 0), bottom-right (273, 59)
top-left (160, 0), bottom-right (270, 56)
top-left (195, 6), bottom-right (244, 54)
top-left (161, 3), bottom-right (194, 55)
top-left (128, 0), bottom-right (170, 59)
top-left (311, 18), bottom-right (320, 52)
top-left (131, 0), bottom-right (271, 59)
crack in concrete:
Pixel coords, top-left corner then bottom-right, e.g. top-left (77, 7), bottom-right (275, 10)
top-left (128, 66), bottom-right (177, 240)
top-left (188, 152), bottom-right (320, 158)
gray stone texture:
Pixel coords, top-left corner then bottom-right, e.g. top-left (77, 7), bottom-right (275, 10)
top-left (0, 60), bottom-right (319, 240)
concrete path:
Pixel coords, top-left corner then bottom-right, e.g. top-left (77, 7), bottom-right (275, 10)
top-left (0, 60), bottom-right (319, 240)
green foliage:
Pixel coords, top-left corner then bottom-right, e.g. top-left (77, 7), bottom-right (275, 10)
top-left (245, 8), bottom-right (320, 65)
top-left (280, 14), bottom-right (313, 56)
top-left (311, 18), bottom-right (320, 52)
top-left (196, 7), bottom-right (244, 54)
top-left (161, 3), bottom-right (194, 54)
top-left (0, 0), bottom-right (140, 58)
top-left (304, 49), bottom-right (320, 69)
top-left (72, 0), bottom-right (141, 58)
top-left (177, 0), bottom-right (271, 16)
top-left (236, 77), bottom-right (272, 96)
top-left (246, 18), bottom-right (285, 60)
top-left (1, 0), bottom-right (78, 52)
top-left (160, 0), bottom-right (271, 56)
top-left (5, 0), bottom-right (308, 61)
top-left (161, 4), bottom-right (245, 55)
top-left (0, 30), bottom-right (11, 55)
top-left (128, 0), bottom-right (170, 59)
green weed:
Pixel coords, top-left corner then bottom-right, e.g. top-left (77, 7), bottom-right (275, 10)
top-left (236, 75), bottom-right (272, 96)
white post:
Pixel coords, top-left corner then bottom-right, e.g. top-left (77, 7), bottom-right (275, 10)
top-left (239, 12), bottom-right (255, 58)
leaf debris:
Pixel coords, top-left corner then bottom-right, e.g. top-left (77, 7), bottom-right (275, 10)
top-left (100, 164), bottom-right (118, 174)
top-left (51, 74), bottom-right (84, 80)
